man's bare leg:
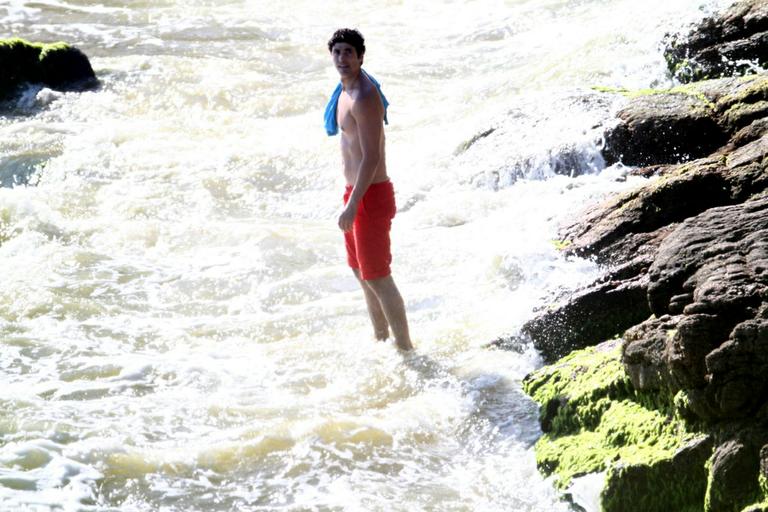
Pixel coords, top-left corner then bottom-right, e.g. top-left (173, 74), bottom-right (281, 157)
top-left (363, 275), bottom-right (413, 351)
top-left (353, 269), bottom-right (389, 340)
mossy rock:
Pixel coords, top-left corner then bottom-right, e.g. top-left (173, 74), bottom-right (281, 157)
top-left (523, 339), bottom-right (635, 436)
top-left (705, 434), bottom-right (766, 512)
top-left (0, 38), bottom-right (97, 100)
top-left (602, 435), bottom-right (712, 512)
top-left (523, 340), bottom-right (709, 511)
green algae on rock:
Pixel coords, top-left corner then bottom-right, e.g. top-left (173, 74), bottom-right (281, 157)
top-left (523, 339), bottom-right (711, 511)
top-left (0, 38), bottom-right (97, 100)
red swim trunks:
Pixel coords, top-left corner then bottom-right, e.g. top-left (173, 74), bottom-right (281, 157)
top-left (343, 180), bottom-right (397, 281)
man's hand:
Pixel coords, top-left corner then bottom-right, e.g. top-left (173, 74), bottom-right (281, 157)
top-left (338, 203), bottom-right (358, 232)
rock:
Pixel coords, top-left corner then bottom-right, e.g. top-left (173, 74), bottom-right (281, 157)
top-left (454, 127), bottom-right (496, 155)
top-left (531, 141), bottom-right (767, 365)
top-left (0, 38), bottom-right (97, 101)
top-left (601, 436), bottom-right (713, 512)
top-left (562, 207), bottom-right (674, 267)
top-left (665, 0), bottom-right (768, 83)
top-left (522, 275), bottom-right (650, 363)
top-left (521, 2), bottom-right (768, 509)
top-left (667, 313), bottom-right (738, 393)
top-left (530, 138), bottom-right (768, 512)
top-left (38, 44), bottom-right (97, 90)
top-left (523, 341), bottom-right (712, 512)
top-left (715, 74), bottom-right (768, 134)
top-left (601, 73), bottom-right (768, 167)
top-left (602, 91), bottom-right (725, 166)
top-left (647, 197), bottom-right (767, 317)
top-left (727, 130), bottom-right (768, 169)
top-left (706, 436), bottom-right (763, 512)
top-left (621, 315), bottom-right (677, 392)
top-left (527, 134), bottom-right (767, 364)
top-left (728, 117), bottom-right (768, 148)
top-left (564, 133), bottom-right (768, 265)
top-left (705, 315), bottom-right (768, 418)
top-left (625, 197), bottom-right (768, 420)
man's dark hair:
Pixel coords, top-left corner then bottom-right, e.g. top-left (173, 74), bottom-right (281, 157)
top-left (327, 28), bottom-right (365, 57)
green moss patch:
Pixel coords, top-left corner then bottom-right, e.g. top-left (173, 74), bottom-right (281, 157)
top-left (523, 341), bottom-right (709, 511)
top-left (591, 84), bottom-right (716, 111)
top-left (602, 436), bottom-right (711, 512)
top-left (0, 38), bottom-right (69, 55)
top-left (761, 473), bottom-right (768, 499)
top-left (550, 239), bottom-right (572, 251)
top-left (534, 399), bottom-right (695, 485)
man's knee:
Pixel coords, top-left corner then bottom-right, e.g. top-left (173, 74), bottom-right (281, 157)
top-left (362, 274), bottom-right (396, 294)
top-left (352, 268), bottom-right (363, 282)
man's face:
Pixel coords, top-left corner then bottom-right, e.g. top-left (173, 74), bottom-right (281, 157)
top-left (331, 42), bottom-right (363, 78)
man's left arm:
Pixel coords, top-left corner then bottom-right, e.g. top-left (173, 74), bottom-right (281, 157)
top-left (338, 94), bottom-right (384, 232)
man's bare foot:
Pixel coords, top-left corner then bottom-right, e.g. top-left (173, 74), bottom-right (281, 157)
top-left (396, 339), bottom-right (413, 351)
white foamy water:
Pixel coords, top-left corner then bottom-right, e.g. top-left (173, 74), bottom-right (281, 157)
top-left (1, 1), bottom-right (731, 510)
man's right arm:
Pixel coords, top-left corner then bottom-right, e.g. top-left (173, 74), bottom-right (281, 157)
top-left (338, 93), bottom-right (384, 232)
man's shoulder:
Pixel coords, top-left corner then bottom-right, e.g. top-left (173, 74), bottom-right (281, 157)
top-left (352, 77), bottom-right (383, 114)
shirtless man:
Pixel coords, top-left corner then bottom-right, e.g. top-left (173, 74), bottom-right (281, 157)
top-left (327, 28), bottom-right (413, 351)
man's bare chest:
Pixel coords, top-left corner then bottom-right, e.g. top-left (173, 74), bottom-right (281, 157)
top-left (337, 93), bottom-right (356, 134)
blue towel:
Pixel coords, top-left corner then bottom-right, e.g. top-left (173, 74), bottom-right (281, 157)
top-left (324, 69), bottom-right (389, 136)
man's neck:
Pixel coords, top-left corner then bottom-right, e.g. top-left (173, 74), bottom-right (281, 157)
top-left (340, 69), bottom-right (362, 91)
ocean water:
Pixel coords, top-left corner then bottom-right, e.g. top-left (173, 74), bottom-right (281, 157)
top-left (0, 1), bottom-right (731, 511)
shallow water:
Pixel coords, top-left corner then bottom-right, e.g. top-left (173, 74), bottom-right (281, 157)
top-left (0, 1), bottom-right (732, 510)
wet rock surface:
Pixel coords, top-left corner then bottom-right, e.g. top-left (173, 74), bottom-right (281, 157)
top-left (522, 268), bottom-right (651, 362)
top-left (522, 2), bottom-right (768, 510)
top-left (602, 73), bottom-right (768, 167)
top-left (527, 135), bottom-right (768, 364)
top-left (665, 0), bottom-right (768, 83)
top-left (602, 91), bottom-right (726, 166)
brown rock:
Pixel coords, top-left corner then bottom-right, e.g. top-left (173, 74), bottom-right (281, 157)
top-left (622, 315), bottom-right (676, 392)
top-left (601, 74), bottom-right (768, 167)
top-left (639, 197), bottom-right (768, 419)
top-left (602, 92), bottom-right (725, 166)
top-left (522, 274), bottom-right (650, 362)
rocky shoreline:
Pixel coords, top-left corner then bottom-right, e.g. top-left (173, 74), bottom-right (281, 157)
top-left (521, 1), bottom-right (768, 511)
